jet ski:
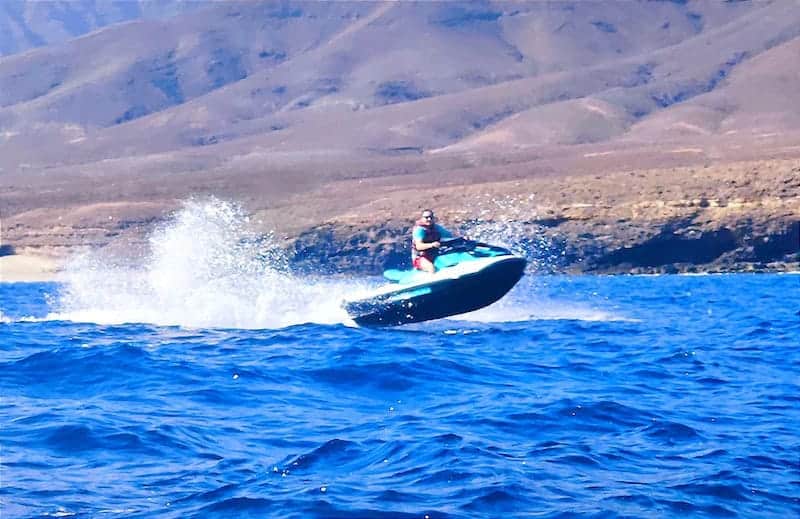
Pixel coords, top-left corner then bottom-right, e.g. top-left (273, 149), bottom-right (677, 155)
top-left (343, 238), bottom-right (526, 326)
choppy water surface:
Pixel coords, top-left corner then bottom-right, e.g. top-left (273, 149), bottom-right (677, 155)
top-left (2, 273), bottom-right (798, 518)
top-left (1, 201), bottom-right (799, 517)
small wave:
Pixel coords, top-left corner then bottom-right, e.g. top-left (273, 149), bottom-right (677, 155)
top-left (656, 499), bottom-right (737, 516)
top-left (415, 469), bottom-right (473, 485)
top-left (644, 421), bottom-right (702, 443)
top-left (560, 400), bottom-right (654, 428)
top-left (281, 439), bottom-right (362, 475)
top-left (308, 363), bottom-right (418, 392)
top-left (670, 481), bottom-right (751, 502)
top-left (462, 484), bottom-right (535, 513)
top-left (199, 496), bottom-right (274, 515)
top-left (38, 424), bottom-right (157, 455)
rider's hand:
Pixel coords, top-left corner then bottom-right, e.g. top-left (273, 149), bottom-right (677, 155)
top-left (432, 241), bottom-right (441, 248)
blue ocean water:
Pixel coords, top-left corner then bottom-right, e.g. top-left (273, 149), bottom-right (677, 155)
top-left (2, 273), bottom-right (799, 518)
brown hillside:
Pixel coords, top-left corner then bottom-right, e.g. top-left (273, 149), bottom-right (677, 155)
top-left (3, 0), bottom-right (796, 171)
top-left (0, 1), bottom-right (798, 277)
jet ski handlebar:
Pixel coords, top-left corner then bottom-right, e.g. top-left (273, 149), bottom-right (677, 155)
top-left (438, 237), bottom-right (515, 257)
top-left (438, 237), bottom-right (477, 254)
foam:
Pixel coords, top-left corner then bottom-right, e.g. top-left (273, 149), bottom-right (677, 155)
top-left (50, 198), bottom-right (362, 329)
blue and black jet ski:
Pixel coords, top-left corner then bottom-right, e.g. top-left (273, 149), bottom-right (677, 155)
top-left (343, 238), bottom-right (526, 326)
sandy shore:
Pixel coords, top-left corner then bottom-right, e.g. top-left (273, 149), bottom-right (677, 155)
top-left (0, 255), bottom-right (61, 282)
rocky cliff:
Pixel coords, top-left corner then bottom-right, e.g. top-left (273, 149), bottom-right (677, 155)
top-left (1, 156), bottom-right (797, 279)
top-left (289, 159), bottom-right (800, 275)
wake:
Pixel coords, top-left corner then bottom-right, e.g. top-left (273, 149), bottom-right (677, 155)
top-left (50, 199), bottom-right (357, 328)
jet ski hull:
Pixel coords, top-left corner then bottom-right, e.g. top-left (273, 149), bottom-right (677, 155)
top-left (345, 256), bottom-right (526, 326)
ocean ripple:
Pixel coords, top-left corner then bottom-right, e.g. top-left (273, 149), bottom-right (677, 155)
top-left (1, 275), bottom-right (799, 517)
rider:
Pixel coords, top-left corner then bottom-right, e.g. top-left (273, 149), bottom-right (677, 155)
top-left (411, 209), bottom-right (454, 273)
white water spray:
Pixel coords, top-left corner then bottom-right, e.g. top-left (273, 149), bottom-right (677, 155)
top-left (453, 195), bottom-right (629, 322)
top-left (458, 192), bottom-right (564, 273)
top-left (51, 199), bottom-right (357, 328)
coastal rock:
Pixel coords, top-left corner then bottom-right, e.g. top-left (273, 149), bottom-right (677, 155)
top-left (288, 217), bottom-right (798, 276)
top-left (1, 157), bottom-right (798, 279)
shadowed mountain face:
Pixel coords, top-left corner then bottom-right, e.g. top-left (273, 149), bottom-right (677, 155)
top-left (0, 0), bottom-right (798, 173)
top-left (0, 0), bottom-right (199, 56)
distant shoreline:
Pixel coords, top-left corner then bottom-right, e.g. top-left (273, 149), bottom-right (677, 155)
top-left (3, 156), bottom-right (797, 280)
top-left (0, 255), bottom-right (61, 283)
top-left (1, 250), bottom-right (797, 284)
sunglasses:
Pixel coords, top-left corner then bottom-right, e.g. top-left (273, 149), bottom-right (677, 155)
top-left (422, 214), bottom-right (434, 219)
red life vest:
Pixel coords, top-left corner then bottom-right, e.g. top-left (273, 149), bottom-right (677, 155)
top-left (411, 221), bottom-right (441, 260)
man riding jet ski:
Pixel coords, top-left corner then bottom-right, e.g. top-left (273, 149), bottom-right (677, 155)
top-left (411, 209), bottom-right (453, 273)
top-left (343, 210), bottom-right (526, 326)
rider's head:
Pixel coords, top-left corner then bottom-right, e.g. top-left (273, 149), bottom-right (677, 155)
top-left (420, 209), bottom-right (435, 225)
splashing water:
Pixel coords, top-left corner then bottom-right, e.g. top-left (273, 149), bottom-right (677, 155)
top-left (455, 195), bottom-right (630, 322)
top-left (459, 193), bottom-right (564, 273)
top-left (52, 199), bottom-right (354, 329)
top-left (47, 198), bottom-right (621, 328)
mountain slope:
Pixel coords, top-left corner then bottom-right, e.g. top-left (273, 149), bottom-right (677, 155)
top-left (0, 0), bottom-right (198, 56)
top-left (444, 1), bottom-right (800, 151)
top-left (1, 0), bottom-right (797, 173)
